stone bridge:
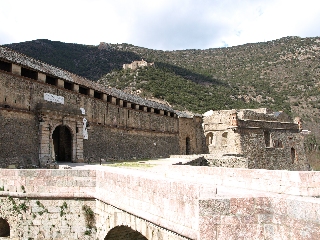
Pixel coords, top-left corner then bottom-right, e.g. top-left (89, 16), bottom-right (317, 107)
top-left (0, 165), bottom-right (320, 239)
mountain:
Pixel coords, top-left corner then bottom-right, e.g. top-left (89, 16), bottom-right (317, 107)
top-left (4, 37), bottom-right (320, 167)
top-left (4, 39), bottom-right (142, 80)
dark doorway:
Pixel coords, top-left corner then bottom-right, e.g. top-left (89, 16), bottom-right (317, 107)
top-left (186, 137), bottom-right (191, 155)
top-left (52, 125), bottom-right (72, 162)
top-left (291, 147), bottom-right (296, 163)
top-left (0, 218), bottom-right (10, 237)
top-left (104, 226), bottom-right (147, 240)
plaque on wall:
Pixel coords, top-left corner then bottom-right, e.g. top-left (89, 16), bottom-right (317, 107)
top-left (44, 93), bottom-right (64, 104)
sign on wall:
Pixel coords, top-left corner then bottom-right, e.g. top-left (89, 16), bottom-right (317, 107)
top-left (44, 93), bottom-right (64, 104)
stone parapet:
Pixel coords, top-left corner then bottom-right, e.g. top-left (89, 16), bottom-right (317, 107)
top-left (0, 167), bottom-right (320, 239)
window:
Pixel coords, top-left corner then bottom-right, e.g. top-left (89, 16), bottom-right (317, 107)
top-left (79, 86), bottom-right (89, 95)
top-left (22, 67), bottom-right (38, 80)
top-left (46, 76), bottom-right (57, 85)
top-left (222, 132), bottom-right (228, 146)
top-left (264, 131), bottom-right (271, 147)
top-left (64, 81), bottom-right (73, 90)
top-left (0, 60), bottom-right (11, 72)
top-left (291, 148), bottom-right (296, 163)
top-left (94, 91), bottom-right (103, 100)
top-left (206, 132), bottom-right (214, 146)
top-left (186, 137), bottom-right (191, 155)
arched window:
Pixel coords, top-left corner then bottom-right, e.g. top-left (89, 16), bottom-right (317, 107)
top-left (206, 132), bottom-right (213, 146)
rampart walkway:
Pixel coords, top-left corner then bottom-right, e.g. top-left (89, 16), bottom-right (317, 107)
top-left (0, 161), bottom-right (320, 239)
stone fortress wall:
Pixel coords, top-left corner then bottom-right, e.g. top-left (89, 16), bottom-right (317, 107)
top-left (0, 47), bottom-right (204, 168)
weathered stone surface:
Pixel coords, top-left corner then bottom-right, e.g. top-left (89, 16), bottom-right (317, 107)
top-left (203, 108), bottom-right (309, 170)
top-left (0, 167), bottom-right (320, 239)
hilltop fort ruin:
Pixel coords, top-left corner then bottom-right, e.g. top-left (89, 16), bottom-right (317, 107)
top-left (123, 59), bottom-right (154, 70)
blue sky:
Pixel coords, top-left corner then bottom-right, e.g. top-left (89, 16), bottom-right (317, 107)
top-left (1, 0), bottom-right (320, 50)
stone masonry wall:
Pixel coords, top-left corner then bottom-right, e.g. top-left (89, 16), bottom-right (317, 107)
top-left (179, 117), bottom-right (207, 155)
top-left (95, 201), bottom-right (189, 240)
top-left (95, 167), bottom-right (200, 239)
top-left (84, 124), bottom-right (179, 160)
top-left (0, 110), bottom-right (39, 168)
top-left (239, 128), bottom-right (308, 170)
top-left (199, 196), bottom-right (320, 240)
top-left (1, 168), bottom-right (320, 239)
top-left (0, 169), bottom-right (97, 239)
top-left (0, 69), bottom-right (181, 165)
top-left (0, 196), bottom-right (96, 240)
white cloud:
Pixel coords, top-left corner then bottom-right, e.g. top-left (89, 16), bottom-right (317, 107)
top-left (0, 0), bottom-right (319, 50)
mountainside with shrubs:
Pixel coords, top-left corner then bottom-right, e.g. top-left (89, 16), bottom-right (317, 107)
top-left (5, 37), bottom-right (320, 168)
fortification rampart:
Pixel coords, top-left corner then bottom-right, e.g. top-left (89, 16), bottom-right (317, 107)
top-left (0, 167), bottom-right (320, 239)
top-left (0, 47), bottom-right (205, 167)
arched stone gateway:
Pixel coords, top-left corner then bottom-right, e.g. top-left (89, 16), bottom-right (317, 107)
top-left (52, 125), bottom-right (72, 162)
top-left (104, 226), bottom-right (148, 240)
top-left (0, 218), bottom-right (10, 237)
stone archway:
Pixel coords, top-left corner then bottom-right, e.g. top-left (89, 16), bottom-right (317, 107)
top-left (52, 125), bottom-right (72, 162)
top-left (104, 226), bottom-right (148, 240)
top-left (0, 218), bottom-right (10, 237)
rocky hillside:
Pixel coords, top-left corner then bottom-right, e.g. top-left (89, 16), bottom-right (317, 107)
top-left (4, 38), bottom-right (320, 133)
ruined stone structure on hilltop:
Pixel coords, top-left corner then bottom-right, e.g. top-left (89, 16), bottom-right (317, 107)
top-left (123, 59), bottom-right (154, 70)
top-left (0, 46), bottom-right (204, 168)
top-left (202, 108), bottom-right (309, 170)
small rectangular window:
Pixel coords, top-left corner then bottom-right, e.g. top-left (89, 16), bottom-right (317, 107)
top-left (64, 81), bottom-right (73, 90)
top-left (79, 86), bottom-right (89, 95)
top-left (0, 60), bottom-right (11, 72)
top-left (46, 76), bottom-right (57, 85)
top-left (264, 131), bottom-right (271, 147)
top-left (94, 91), bottom-right (103, 99)
top-left (22, 67), bottom-right (38, 80)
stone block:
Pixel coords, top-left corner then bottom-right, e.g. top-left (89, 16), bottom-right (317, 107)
top-left (12, 64), bottom-right (21, 75)
top-left (38, 72), bottom-right (46, 82)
